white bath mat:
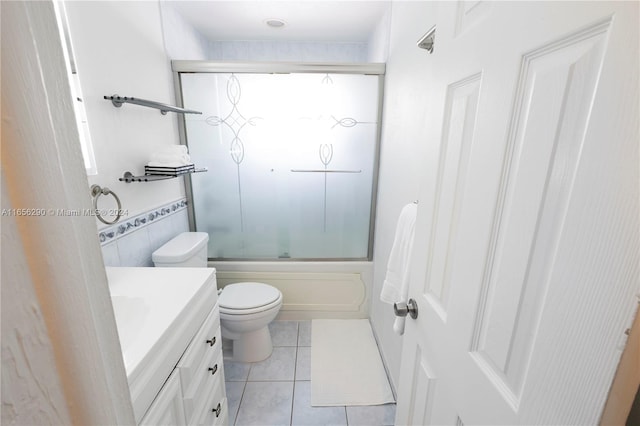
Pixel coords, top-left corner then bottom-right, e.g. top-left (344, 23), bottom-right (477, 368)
top-left (311, 319), bottom-right (395, 406)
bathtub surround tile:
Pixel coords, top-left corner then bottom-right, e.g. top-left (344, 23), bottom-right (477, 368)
top-left (116, 226), bottom-right (152, 267)
top-left (97, 198), bottom-right (187, 246)
top-left (148, 215), bottom-right (177, 253)
top-left (295, 346), bottom-right (311, 381)
top-left (298, 320), bottom-right (312, 346)
top-left (97, 198), bottom-right (188, 267)
top-left (270, 321), bottom-right (299, 347)
top-left (235, 381), bottom-right (293, 426)
top-left (224, 361), bottom-right (252, 382)
top-left (292, 381), bottom-right (347, 426)
top-left (170, 208), bottom-right (189, 235)
top-left (247, 347), bottom-right (296, 381)
top-left (225, 381), bottom-right (245, 426)
top-left (101, 241), bottom-right (120, 267)
top-left (346, 404), bottom-right (396, 426)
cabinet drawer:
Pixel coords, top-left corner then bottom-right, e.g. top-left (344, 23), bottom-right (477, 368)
top-left (192, 398), bottom-right (227, 426)
top-left (190, 365), bottom-right (227, 426)
top-left (178, 305), bottom-right (221, 391)
top-left (183, 349), bottom-right (223, 423)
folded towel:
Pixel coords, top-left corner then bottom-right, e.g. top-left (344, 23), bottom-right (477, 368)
top-left (147, 145), bottom-right (191, 166)
top-left (148, 152), bottom-right (192, 167)
top-left (380, 203), bottom-right (417, 335)
top-left (147, 160), bottom-right (194, 168)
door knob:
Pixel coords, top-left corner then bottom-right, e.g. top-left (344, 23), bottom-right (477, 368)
top-left (394, 298), bottom-right (418, 319)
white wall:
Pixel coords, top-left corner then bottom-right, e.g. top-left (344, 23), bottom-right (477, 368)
top-left (367, 6), bottom-right (392, 62)
top-left (370, 1), bottom-right (437, 390)
top-left (207, 40), bottom-right (368, 62)
top-left (159, 2), bottom-right (370, 63)
top-left (160, 2), bottom-right (210, 60)
top-left (65, 1), bottom-right (186, 222)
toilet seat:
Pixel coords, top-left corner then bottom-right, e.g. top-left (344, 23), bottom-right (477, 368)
top-left (219, 282), bottom-right (282, 315)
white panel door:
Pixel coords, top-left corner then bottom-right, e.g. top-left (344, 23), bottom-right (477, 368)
top-left (396, 2), bottom-right (639, 425)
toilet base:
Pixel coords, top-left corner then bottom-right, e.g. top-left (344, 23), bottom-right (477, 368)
top-left (226, 325), bottom-right (273, 363)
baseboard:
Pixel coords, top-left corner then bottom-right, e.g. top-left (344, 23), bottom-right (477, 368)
top-left (369, 318), bottom-right (398, 400)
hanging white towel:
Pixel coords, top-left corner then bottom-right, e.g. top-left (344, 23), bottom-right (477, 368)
top-left (380, 203), bottom-right (417, 335)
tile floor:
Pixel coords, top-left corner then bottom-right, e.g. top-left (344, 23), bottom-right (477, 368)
top-left (223, 320), bottom-right (396, 426)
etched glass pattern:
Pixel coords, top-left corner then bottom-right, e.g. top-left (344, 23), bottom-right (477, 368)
top-left (181, 72), bottom-right (380, 259)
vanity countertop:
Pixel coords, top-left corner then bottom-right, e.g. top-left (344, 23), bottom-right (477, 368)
top-left (106, 266), bottom-right (217, 422)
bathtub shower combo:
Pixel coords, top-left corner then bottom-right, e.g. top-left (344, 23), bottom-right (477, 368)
top-left (173, 62), bottom-right (385, 262)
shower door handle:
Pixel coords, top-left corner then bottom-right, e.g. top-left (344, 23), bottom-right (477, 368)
top-left (394, 299), bottom-right (418, 320)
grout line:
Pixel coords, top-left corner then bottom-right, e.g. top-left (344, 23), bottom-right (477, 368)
top-left (345, 406), bottom-right (349, 426)
top-left (290, 381), bottom-right (297, 426)
top-left (290, 322), bottom-right (300, 426)
top-left (231, 378), bottom-right (249, 426)
top-left (246, 361), bottom-right (253, 382)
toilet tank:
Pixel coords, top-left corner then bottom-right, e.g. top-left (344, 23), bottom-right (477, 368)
top-left (152, 232), bottom-right (209, 267)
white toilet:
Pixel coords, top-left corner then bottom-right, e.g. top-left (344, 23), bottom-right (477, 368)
top-left (152, 232), bottom-right (283, 363)
top-left (218, 282), bottom-right (283, 363)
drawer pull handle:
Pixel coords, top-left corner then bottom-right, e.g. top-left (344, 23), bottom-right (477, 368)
top-left (208, 364), bottom-right (218, 375)
top-left (206, 336), bottom-right (216, 347)
top-left (212, 402), bottom-right (221, 417)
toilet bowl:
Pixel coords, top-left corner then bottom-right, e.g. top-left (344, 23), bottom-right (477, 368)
top-left (152, 232), bottom-right (282, 363)
top-left (218, 282), bottom-right (283, 363)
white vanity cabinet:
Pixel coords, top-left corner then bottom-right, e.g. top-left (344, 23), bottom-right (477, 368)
top-left (139, 304), bottom-right (228, 426)
top-left (106, 267), bottom-right (227, 425)
top-left (139, 370), bottom-right (186, 426)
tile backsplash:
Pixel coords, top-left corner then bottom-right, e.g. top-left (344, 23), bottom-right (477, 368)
top-left (100, 199), bottom-right (190, 267)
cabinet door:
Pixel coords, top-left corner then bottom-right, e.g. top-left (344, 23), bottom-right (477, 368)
top-left (140, 370), bottom-right (186, 426)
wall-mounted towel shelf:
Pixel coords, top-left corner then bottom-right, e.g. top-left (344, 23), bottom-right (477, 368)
top-left (119, 168), bottom-right (207, 183)
top-left (104, 94), bottom-right (202, 115)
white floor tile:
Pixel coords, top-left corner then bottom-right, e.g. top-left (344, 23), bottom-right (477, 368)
top-left (346, 404), bottom-right (396, 426)
top-left (270, 321), bottom-right (299, 346)
top-left (235, 381), bottom-right (294, 426)
top-left (292, 381), bottom-right (347, 426)
top-left (225, 319), bottom-right (397, 426)
top-left (298, 321), bottom-right (312, 346)
top-left (248, 347), bottom-right (296, 381)
top-left (295, 346), bottom-right (311, 381)
top-left (224, 361), bottom-right (251, 382)
top-left (225, 381), bottom-right (245, 426)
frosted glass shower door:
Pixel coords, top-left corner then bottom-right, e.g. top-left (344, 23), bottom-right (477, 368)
top-left (180, 71), bottom-right (381, 259)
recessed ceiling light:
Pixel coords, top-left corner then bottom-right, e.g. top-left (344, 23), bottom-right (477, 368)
top-left (265, 18), bottom-right (286, 28)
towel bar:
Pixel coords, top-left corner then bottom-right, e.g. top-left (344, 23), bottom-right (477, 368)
top-left (104, 94), bottom-right (202, 115)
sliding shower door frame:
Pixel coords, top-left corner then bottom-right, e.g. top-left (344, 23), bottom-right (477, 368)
top-left (172, 61), bottom-right (385, 261)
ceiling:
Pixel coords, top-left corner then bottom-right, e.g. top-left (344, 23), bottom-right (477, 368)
top-left (162, 1), bottom-right (391, 43)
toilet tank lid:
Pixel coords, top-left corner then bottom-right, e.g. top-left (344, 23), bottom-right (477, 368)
top-left (152, 232), bottom-right (209, 263)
